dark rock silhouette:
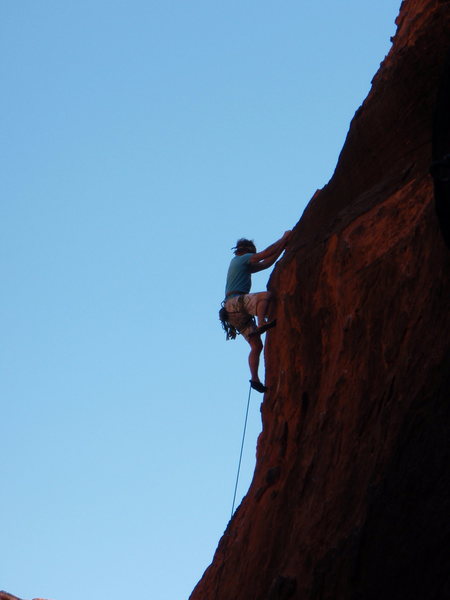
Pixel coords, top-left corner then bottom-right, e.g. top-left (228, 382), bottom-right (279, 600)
top-left (191, 1), bottom-right (450, 599)
top-left (0, 593), bottom-right (22, 600)
top-left (432, 47), bottom-right (450, 248)
top-left (0, 593), bottom-right (48, 600)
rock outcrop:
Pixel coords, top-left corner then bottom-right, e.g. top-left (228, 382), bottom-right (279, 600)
top-left (191, 1), bottom-right (450, 599)
top-left (0, 593), bottom-right (48, 600)
top-left (0, 593), bottom-right (22, 600)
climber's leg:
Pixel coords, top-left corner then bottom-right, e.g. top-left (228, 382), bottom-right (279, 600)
top-left (247, 333), bottom-right (264, 386)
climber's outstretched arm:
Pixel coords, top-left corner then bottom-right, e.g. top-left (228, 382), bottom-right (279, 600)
top-left (249, 231), bottom-right (291, 272)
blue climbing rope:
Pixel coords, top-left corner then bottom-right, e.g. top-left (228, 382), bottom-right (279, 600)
top-left (231, 382), bottom-right (252, 517)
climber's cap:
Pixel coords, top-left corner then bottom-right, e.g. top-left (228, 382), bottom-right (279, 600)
top-left (233, 238), bottom-right (256, 254)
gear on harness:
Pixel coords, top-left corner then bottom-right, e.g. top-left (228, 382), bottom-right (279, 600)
top-left (219, 303), bottom-right (237, 340)
top-left (219, 296), bottom-right (255, 341)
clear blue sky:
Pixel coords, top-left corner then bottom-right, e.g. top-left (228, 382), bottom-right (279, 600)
top-left (1, 2), bottom-right (400, 599)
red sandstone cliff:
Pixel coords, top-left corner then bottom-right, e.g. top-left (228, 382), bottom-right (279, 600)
top-left (191, 1), bottom-right (450, 599)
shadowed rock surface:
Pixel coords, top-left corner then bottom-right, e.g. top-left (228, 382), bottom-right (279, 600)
top-left (191, 1), bottom-right (450, 599)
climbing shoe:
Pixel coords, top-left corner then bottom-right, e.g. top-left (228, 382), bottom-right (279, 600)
top-left (248, 319), bottom-right (277, 337)
top-left (250, 380), bottom-right (268, 393)
top-left (257, 319), bottom-right (277, 335)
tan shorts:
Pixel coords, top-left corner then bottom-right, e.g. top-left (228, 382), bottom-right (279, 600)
top-left (225, 294), bottom-right (259, 341)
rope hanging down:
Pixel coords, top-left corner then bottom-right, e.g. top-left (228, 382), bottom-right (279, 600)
top-left (231, 383), bottom-right (252, 518)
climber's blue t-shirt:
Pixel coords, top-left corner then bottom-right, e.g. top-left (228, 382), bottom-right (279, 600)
top-left (225, 253), bottom-right (254, 299)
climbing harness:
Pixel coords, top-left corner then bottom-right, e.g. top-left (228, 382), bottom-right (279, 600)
top-left (231, 382), bottom-right (252, 517)
top-left (219, 296), bottom-right (256, 341)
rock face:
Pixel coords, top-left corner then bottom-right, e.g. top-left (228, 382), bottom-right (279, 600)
top-left (191, 1), bottom-right (450, 599)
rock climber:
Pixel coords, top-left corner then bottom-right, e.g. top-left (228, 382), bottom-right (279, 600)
top-left (220, 231), bottom-right (291, 393)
